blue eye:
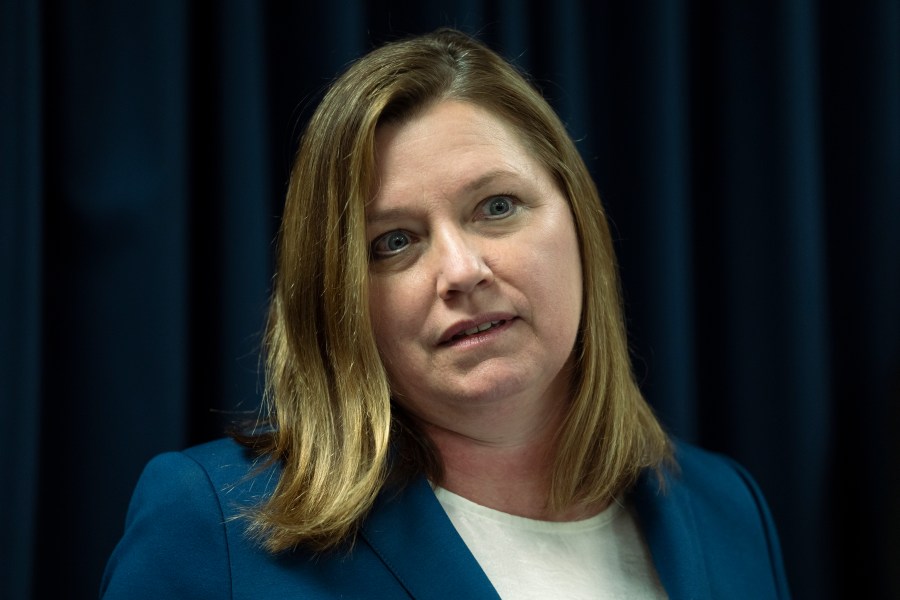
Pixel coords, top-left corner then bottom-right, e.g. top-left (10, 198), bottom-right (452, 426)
top-left (371, 230), bottom-right (411, 258)
top-left (482, 196), bottom-right (515, 218)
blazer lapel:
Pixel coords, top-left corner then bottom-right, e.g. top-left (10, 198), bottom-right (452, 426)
top-left (362, 468), bottom-right (714, 600)
top-left (631, 468), bottom-right (713, 600)
top-left (360, 477), bottom-right (501, 600)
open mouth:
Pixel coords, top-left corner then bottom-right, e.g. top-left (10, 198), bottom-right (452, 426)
top-left (450, 319), bottom-right (506, 341)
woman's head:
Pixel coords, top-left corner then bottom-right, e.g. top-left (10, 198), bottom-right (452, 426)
top-left (276, 27), bottom-right (628, 412)
top-left (257, 28), bottom-right (669, 552)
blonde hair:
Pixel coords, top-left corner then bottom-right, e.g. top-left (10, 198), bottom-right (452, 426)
top-left (247, 28), bottom-right (671, 553)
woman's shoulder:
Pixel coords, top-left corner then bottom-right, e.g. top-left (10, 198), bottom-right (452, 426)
top-left (144, 437), bottom-right (278, 515)
top-left (632, 438), bottom-right (791, 599)
top-left (664, 439), bottom-right (771, 511)
top-left (181, 437), bottom-right (275, 479)
top-left (101, 438), bottom-right (282, 598)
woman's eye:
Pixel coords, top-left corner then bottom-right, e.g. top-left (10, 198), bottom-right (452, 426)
top-left (371, 230), bottom-right (412, 258)
top-left (480, 196), bottom-right (516, 219)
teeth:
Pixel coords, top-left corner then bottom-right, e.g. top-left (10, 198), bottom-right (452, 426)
top-left (454, 320), bottom-right (504, 340)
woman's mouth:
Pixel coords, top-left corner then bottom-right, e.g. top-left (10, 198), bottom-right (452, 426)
top-left (449, 319), bottom-right (507, 342)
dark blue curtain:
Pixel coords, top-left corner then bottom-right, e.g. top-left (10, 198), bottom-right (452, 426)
top-left (3, 2), bottom-right (898, 599)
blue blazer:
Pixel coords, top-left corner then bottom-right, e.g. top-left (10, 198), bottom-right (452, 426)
top-left (101, 438), bottom-right (790, 599)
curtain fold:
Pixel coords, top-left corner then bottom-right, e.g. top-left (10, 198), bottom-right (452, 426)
top-left (34, 3), bottom-right (192, 596)
top-left (1, 2), bottom-right (42, 599)
top-left (821, 3), bottom-right (900, 597)
top-left (184, 0), bottom-right (272, 441)
top-left (4, 2), bottom-right (898, 598)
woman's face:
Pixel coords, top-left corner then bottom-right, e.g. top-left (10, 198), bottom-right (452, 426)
top-left (367, 100), bottom-right (583, 441)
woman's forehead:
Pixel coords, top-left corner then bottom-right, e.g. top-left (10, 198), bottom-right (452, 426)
top-left (368, 101), bottom-right (549, 205)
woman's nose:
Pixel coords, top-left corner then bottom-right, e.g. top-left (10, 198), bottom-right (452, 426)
top-left (434, 230), bottom-right (494, 300)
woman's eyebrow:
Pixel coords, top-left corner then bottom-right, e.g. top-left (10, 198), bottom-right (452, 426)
top-left (367, 169), bottom-right (522, 225)
top-left (458, 168), bottom-right (521, 195)
top-left (366, 206), bottom-right (413, 225)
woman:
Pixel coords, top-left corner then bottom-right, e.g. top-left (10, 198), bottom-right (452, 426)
top-left (101, 28), bottom-right (790, 599)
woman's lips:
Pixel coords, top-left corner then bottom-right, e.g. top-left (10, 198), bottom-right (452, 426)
top-left (439, 315), bottom-right (516, 346)
top-left (451, 319), bottom-right (506, 341)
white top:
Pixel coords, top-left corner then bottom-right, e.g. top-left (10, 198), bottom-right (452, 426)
top-left (433, 487), bottom-right (668, 600)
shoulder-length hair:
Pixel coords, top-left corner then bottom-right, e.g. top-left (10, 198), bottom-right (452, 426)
top-left (247, 28), bottom-right (671, 553)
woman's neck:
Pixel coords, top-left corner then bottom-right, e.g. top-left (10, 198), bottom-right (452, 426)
top-left (423, 415), bottom-right (605, 522)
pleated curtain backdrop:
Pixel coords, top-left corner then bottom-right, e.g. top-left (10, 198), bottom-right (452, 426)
top-left (2, 2), bottom-right (898, 599)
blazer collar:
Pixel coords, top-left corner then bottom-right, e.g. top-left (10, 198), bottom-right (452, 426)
top-left (360, 477), bottom-right (501, 600)
top-left (631, 466), bottom-right (712, 600)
